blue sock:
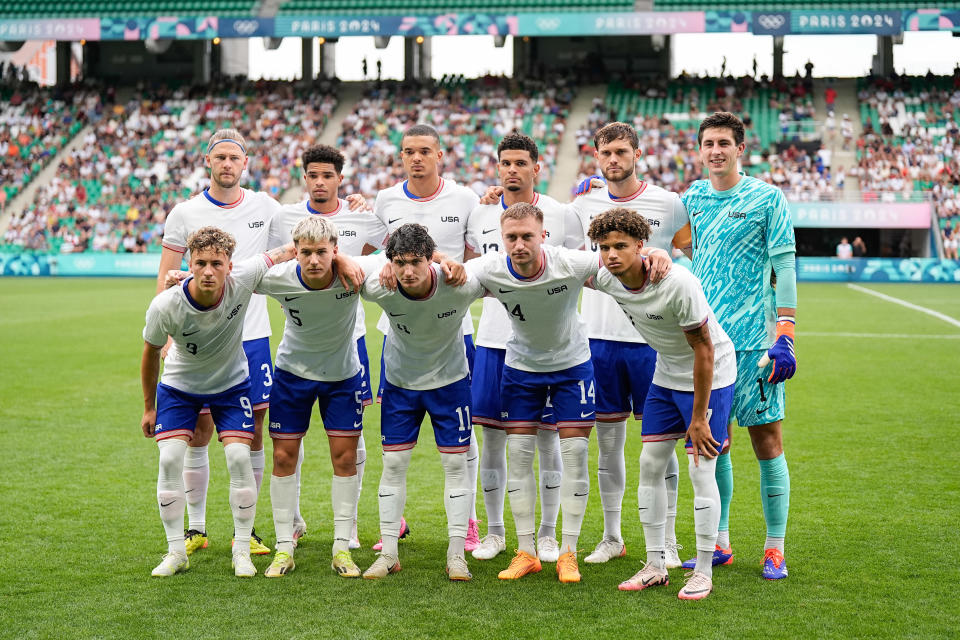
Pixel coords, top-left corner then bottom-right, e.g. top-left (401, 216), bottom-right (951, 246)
top-left (715, 451), bottom-right (733, 539)
top-left (758, 453), bottom-right (790, 539)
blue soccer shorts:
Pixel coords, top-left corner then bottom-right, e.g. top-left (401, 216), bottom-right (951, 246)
top-left (500, 360), bottom-right (596, 431)
top-left (357, 336), bottom-right (373, 407)
top-left (377, 334), bottom-right (475, 402)
top-left (379, 375), bottom-right (472, 453)
top-left (268, 367), bottom-right (364, 440)
top-left (641, 382), bottom-right (734, 452)
top-left (155, 380), bottom-right (255, 442)
top-left (244, 337), bottom-right (274, 411)
top-left (590, 338), bottom-right (656, 422)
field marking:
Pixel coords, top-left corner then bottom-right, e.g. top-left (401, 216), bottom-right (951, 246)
top-left (846, 284), bottom-right (960, 329)
top-left (800, 331), bottom-right (960, 339)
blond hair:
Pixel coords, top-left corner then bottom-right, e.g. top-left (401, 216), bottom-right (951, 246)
top-left (186, 226), bottom-right (236, 258)
top-left (292, 215), bottom-right (338, 246)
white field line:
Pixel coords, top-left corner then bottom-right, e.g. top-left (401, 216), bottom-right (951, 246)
top-left (846, 284), bottom-right (960, 330)
top-left (800, 331), bottom-right (960, 339)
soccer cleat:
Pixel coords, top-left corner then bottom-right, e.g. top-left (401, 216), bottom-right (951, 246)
top-left (372, 517), bottom-right (410, 551)
top-left (265, 551), bottom-right (295, 578)
top-left (183, 529), bottom-right (208, 556)
top-left (618, 563), bottom-right (669, 592)
top-left (678, 570), bottom-right (713, 600)
top-left (762, 548), bottom-right (788, 580)
top-left (348, 520), bottom-right (360, 550)
top-left (537, 536), bottom-right (560, 563)
top-left (556, 551), bottom-right (581, 584)
top-left (446, 555), bottom-right (472, 581)
top-left (331, 550), bottom-right (361, 578)
top-left (363, 553), bottom-right (401, 579)
top-left (681, 545), bottom-right (733, 569)
top-left (151, 552), bottom-right (189, 577)
top-left (498, 550), bottom-right (542, 580)
top-left (665, 543), bottom-right (683, 569)
top-left (584, 537), bottom-right (627, 564)
top-left (232, 552), bottom-right (257, 578)
top-left (464, 519), bottom-right (481, 552)
top-left (232, 529), bottom-right (272, 555)
top-left (472, 534), bottom-right (506, 560)
top-left (292, 520), bottom-right (307, 548)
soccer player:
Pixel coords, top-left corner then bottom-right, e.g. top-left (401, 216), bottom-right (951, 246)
top-left (465, 132), bottom-right (583, 563)
top-left (370, 124), bottom-right (481, 550)
top-left (360, 224), bottom-right (485, 581)
top-left (682, 112), bottom-right (797, 579)
top-left (156, 129), bottom-right (281, 557)
top-left (270, 143), bottom-right (386, 550)
top-left (571, 122), bottom-right (692, 568)
top-left (141, 227), bottom-right (296, 577)
top-left (587, 208), bottom-right (736, 600)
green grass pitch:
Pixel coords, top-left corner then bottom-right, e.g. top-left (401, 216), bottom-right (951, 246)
top-left (1, 279), bottom-right (958, 639)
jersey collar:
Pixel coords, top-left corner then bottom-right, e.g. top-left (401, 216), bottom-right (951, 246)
top-left (500, 192), bottom-right (540, 210)
top-left (202, 188), bottom-right (245, 209)
top-left (182, 276), bottom-right (225, 311)
top-left (506, 249), bottom-right (546, 282)
top-left (306, 199), bottom-right (343, 216)
top-left (397, 266), bottom-right (438, 300)
top-left (402, 178), bottom-right (443, 202)
top-left (608, 182), bottom-right (647, 202)
top-left (296, 264), bottom-right (337, 290)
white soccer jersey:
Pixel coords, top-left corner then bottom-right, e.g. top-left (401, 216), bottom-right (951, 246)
top-left (466, 193), bottom-right (584, 350)
top-left (362, 263), bottom-right (485, 390)
top-left (143, 255), bottom-right (272, 395)
top-left (466, 244), bottom-right (598, 373)
top-left (257, 255), bottom-right (384, 382)
top-left (269, 198), bottom-right (389, 340)
top-left (372, 178), bottom-right (479, 336)
top-left (161, 188), bottom-right (281, 341)
top-left (570, 182), bottom-right (689, 343)
top-left (593, 264), bottom-right (736, 392)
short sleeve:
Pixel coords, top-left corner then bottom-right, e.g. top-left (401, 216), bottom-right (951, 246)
top-left (161, 207), bottom-right (187, 253)
top-left (267, 210), bottom-right (292, 249)
top-left (465, 205), bottom-right (485, 252)
top-left (672, 269), bottom-right (711, 332)
top-left (766, 188), bottom-right (796, 255)
top-left (561, 203), bottom-right (586, 249)
top-left (231, 255), bottom-right (272, 293)
top-left (143, 297), bottom-right (170, 346)
top-left (563, 247), bottom-right (600, 281)
top-left (364, 212), bottom-right (389, 249)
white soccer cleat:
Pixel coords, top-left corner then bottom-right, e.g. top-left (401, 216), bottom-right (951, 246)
top-left (618, 563), bottom-right (669, 591)
top-left (151, 552), bottom-right (189, 577)
top-left (678, 571), bottom-right (713, 600)
top-left (472, 534), bottom-right (506, 560)
top-left (665, 542), bottom-right (683, 569)
top-left (362, 553), bottom-right (401, 579)
top-left (537, 536), bottom-right (560, 563)
top-left (446, 554), bottom-right (472, 581)
top-left (584, 537), bottom-right (627, 564)
top-left (232, 551), bottom-right (257, 578)
top-left (265, 551), bottom-right (295, 578)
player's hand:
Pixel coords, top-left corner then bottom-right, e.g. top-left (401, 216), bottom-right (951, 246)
top-left (479, 185), bottom-right (503, 205)
top-left (574, 174), bottom-right (605, 196)
top-left (439, 258), bottom-right (466, 286)
top-left (165, 269), bottom-right (189, 289)
top-left (644, 248), bottom-right (672, 283)
top-left (685, 415), bottom-right (720, 467)
top-left (335, 255), bottom-right (365, 292)
top-left (762, 334), bottom-right (796, 384)
top-left (346, 193), bottom-right (370, 212)
top-left (379, 263), bottom-right (398, 290)
top-left (160, 335), bottom-right (174, 360)
top-left (141, 409), bottom-right (157, 438)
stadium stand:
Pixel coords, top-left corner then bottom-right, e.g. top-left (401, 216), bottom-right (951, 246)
top-left (336, 75), bottom-right (575, 199)
top-left (1, 77), bottom-right (337, 253)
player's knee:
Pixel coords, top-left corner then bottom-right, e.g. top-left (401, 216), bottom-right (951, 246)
top-left (157, 439), bottom-right (187, 478)
top-left (355, 434), bottom-right (367, 465)
top-left (272, 441), bottom-right (299, 474)
top-left (381, 450), bottom-right (412, 484)
top-left (223, 442), bottom-right (252, 476)
top-left (637, 485), bottom-right (657, 525)
top-left (440, 452), bottom-right (467, 483)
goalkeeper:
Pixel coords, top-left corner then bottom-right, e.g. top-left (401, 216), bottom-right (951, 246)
top-left (680, 112), bottom-right (797, 581)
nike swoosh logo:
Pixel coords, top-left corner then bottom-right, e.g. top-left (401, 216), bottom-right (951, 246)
top-left (483, 488), bottom-right (496, 493)
top-left (507, 488), bottom-right (519, 493)
top-left (642, 575), bottom-right (661, 585)
top-left (284, 296), bottom-right (300, 301)
top-left (638, 507), bottom-right (648, 510)
top-left (378, 493), bottom-right (394, 498)
top-left (482, 228), bottom-right (498, 234)
top-left (458, 436), bottom-right (471, 443)
top-left (545, 484), bottom-right (560, 490)
top-left (388, 312), bottom-right (406, 317)
top-left (498, 288), bottom-right (514, 294)
top-left (573, 492), bottom-right (588, 497)
top-left (580, 412), bottom-right (594, 418)
top-left (692, 211), bottom-right (702, 217)
top-left (182, 330), bottom-right (199, 336)
top-left (184, 489), bottom-right (194, 494)
top-left (241, 423), bottom-right (253, 429)
top-left (664, 474), bottom-right (677, 480)
top-left (449, 494), bottom-right (466, 499)
top-left (756, 408), bottom-right (767, 415)
top-left (159, 500), bottom-right (176, 507)
top-left (388, 218), bottom-right (402, 224)
top-left (767, 493), bottom-right (784, 498)
top-left (694, 506), bottom-right (710, 511)
top-left (353, 422), bottom-right (363, 428)
top-left (238, 504), bottom-right (254, 509)
top-left (262, 393), bottom-right (269, 400)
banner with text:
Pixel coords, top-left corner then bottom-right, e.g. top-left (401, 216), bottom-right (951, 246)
top-left (791, 201), bottom-right (932, 229)
top-left (0, 252), bottom-right (162, 277)
top-left (797, 258), bottom-right (960, 282)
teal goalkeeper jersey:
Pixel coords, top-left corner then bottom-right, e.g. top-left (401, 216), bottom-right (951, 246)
top-left (683, 175), bottom-right (795, 352)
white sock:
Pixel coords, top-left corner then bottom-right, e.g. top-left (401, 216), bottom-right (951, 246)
top-left (441, 452), bottom-right (470, 557)
top-left (479, 427), bottom-right (507, 537)
top-left (637, 440), bottom-right (674, 570)
top-left (182, 444), bottom-right (209, 533)
top-left (378, 449), bottom-right (412, 558)
top-left (689, 455), bottom-right (720, 578)
top-left (665, 446), bottom-right (680, 546)
top-left (354, 433), bottom-right (367, 531)
top-left (271, 473), bottom-right (297, 555)
top-left (536, 428), bottom-right (561, 541)
top-left (596, 420), bottom-right (627, 542)
top-left (506, 433), bottom-right (537, 555)
top-left (157, 439), bottom-right (188, 556)
top-left (466, 433), bottom-right (479, 521)
top-left (765, 536), bottom-right (785, 553)
top-left (331, 474), bottom-right (358, 555)
top-left (294, 439), bottom-right (305, 524)
top-left (717, 530), bottom-right (730, 549)
top-left (559, 436), bottom-right (589, 555)
top-left (250, 448), bottom-right (265, 495)
top-left (224, 442), bottom-right (256, 550)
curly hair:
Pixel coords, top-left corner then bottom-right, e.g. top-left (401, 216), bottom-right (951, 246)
top-left (301, 144), bottom-right (345, 174)
top-left (186, 226), bottom-right (236, 258)
top-left (587, 207), bottom-right (651, 244)
top-left (497, 131), bottom-right (539, 162)
top-left (500, 201), bottom-right (544, 225)
top-left (386, 223), bottom-right (437, 260)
